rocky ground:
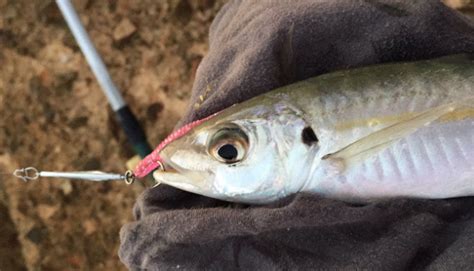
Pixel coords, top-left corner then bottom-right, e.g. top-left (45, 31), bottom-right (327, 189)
top-left (0, 0), bottom-right (472, 270)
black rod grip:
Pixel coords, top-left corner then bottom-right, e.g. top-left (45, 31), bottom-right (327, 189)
top-left (115, 106), bottom-right (152, 158)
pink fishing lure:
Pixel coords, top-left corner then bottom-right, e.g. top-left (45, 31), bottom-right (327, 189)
top-left (134, 113), bottom-right (218, 178)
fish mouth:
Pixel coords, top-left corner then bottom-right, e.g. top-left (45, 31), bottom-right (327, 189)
top-left (152, 162), bottom-right (213, 197)
top-left (159, 163), bottom-right (179, 173)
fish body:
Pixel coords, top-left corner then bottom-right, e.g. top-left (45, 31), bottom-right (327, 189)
top-left (148, 55), bottom-right (474, 204)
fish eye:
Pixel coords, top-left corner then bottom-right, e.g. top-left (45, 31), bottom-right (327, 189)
top-left (208, 125), bottom-right (248, 164)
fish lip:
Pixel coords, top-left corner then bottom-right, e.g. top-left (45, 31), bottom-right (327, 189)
top-left (152, 150), bottom-right (219, 198)
top-left (160, 163), bottom-right (178, 173)
top-left (152, 169), bottom-right (212, 196)
top-left (158, 152), bottom-right (186, 174)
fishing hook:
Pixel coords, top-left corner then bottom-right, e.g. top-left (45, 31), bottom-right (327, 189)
top-left (151, 161), bottom-right (163, 188)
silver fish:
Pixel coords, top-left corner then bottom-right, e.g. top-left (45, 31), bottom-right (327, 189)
top-left (151, 55), bottom-right (474, 204)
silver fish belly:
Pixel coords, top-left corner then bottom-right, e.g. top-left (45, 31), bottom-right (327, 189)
top-left (305, 100), bottom-right (474, 202)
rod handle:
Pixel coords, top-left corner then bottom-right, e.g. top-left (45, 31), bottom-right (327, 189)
top-left (116, 106), bottom-right (152, 158)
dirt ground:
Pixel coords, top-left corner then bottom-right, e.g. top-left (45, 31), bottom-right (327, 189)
top-left (0, 0), bottom-right (472, 270)
top-left (0, 0), bottom-right (225, 270)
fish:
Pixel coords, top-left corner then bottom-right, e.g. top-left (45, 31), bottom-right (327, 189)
top-left (135, 54), bottom-right (474, 204)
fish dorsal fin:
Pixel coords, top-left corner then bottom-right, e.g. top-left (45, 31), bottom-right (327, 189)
top-left (322, 97), bottom-right (474, 171)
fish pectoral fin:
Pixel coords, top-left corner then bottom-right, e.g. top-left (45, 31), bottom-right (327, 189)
top-left (323, 97), bottom-right (473, 170)
top-left (321, 140), bottom-right (394, 173)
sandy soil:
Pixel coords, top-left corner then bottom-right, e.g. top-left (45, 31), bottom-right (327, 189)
top-left (0, 0), bottom-right (472, 270)
top-left (0, 0), bottom-right (224, 270)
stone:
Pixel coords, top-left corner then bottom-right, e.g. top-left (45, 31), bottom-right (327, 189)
top-left (82, 219), bottom-right (97, 235)
top-left (113, 18), bottom-right (137, 41)
top-left (26, 226), bottom-right (47, 244)
top-left (37, 204), bottom-right (59, 221)
top-left (60, 181), bottom-right (73, 195)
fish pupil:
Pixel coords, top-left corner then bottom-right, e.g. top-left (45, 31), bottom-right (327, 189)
top-left (218, 144), bottom-right (238, 161)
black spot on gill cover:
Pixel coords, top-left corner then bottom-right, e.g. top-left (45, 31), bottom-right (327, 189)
top-left (302, 127), bottom-right (319, 146)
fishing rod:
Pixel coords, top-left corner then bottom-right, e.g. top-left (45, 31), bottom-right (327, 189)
top-left (56, 0), bottom-right (152, 158)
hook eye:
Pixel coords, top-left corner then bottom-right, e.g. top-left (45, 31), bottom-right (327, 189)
top-left (124, 170), bottom-right (135, 185)
top-left (13, 167), bottom-right (39, 182)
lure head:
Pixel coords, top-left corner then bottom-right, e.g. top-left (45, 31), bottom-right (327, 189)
top-left (153, 98), bottom-right (319, 204)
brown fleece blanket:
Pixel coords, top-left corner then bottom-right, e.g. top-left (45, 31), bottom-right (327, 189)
top-left (119, 1), bottom-right (474, 270)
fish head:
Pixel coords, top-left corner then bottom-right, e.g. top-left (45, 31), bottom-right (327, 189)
top-left (153, 100), bottom-right (317, 204)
